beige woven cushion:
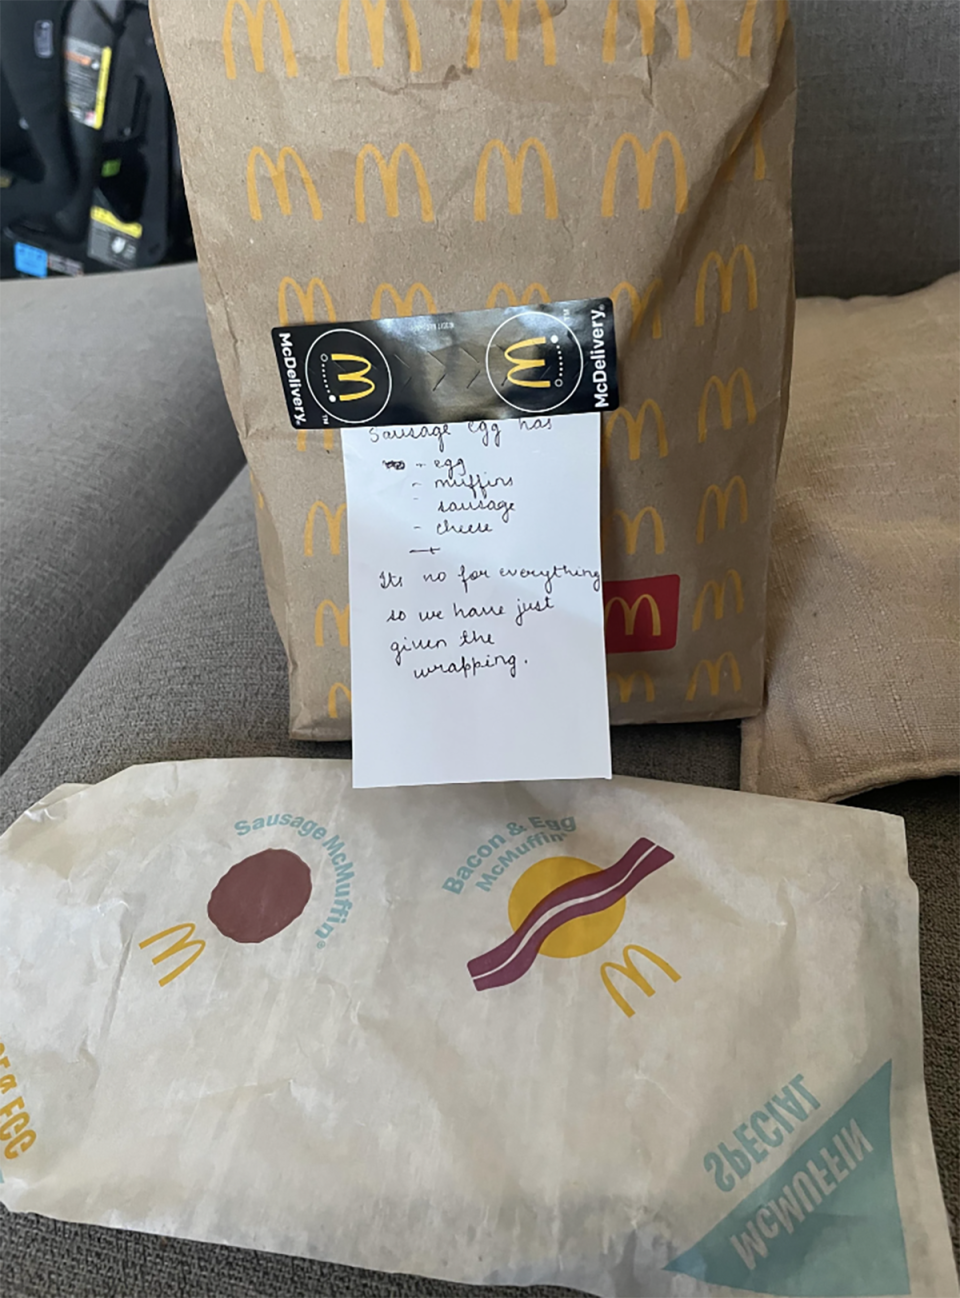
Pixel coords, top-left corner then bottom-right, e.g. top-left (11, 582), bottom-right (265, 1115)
top-left (741, 274), bottom-right (959, 802)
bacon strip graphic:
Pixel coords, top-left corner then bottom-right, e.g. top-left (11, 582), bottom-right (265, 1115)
top-left (468, 836), bottom-right (673, 991)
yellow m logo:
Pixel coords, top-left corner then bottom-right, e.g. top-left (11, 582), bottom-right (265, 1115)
top-left (696, 476), bottom-right (748, 543)
top-left (608, 670), bottom-right (655, 704)
top-left (739, 0), bottom-right (789, 57)
top-left (328, 682), bottom-right (352, 718)
top-left (602, 131), bottom-right (688, 217)
top-left (601, 944), bottom-right (681, 1017)
top-left (503, 337), bottom-right (549, 389)
top-left (315, 600), bottom-right (350, 647)
top-left (466, 0), bottom-right (556, 68)
top-left (602, 0), bottom-right (691, 62)
top-left (371, 282), bottom-right (436, 318)
top-left (695, 245), bottom-right (758, 325)
top-left (486, 282), bottom-right (549, 308)
top-left (222, 0), bottom-right (297, 79)
top-left (355, 143), bottom-right (434, 223)
top-left (611, 279), bottom-right (663, 342)
top-left (304, 501), bottom-right (346, 557)
top-left (336, 0), bottom-right (421, 74)
top-left (698, 369), bottom-right (756, 442)
top-left (277, 277), bottom-right (336, 325)
top-left (332, 353), bottom-right (375, 401)
top-left (605, 506), bottom-right (665, 556)
top-left (692, 571), bottom-right (744, 630)
top-left (474, 137), bottom-right (559, 221)
top-left (605, 594), bottom-right (661, 637)
top-left (685, 652), bottom-right (742, 701)
top-left (139, 923), bottom-right (206, 988)
top-left (602, 402), bottom-right (668, 466)
top-left (247, 146), bottom-right (322, 221)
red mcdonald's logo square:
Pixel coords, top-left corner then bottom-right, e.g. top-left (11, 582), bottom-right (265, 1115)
top-left (603, 575), bottom-right (681, 654)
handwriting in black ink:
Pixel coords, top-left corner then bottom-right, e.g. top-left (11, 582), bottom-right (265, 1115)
top-left (438, 499), bottom-right (515, 524)
top-left (457, 565), bottom-right (490, 594)
top-left (380, 571), bottom-right (403, 589)
top-left (453, 602), bottom-right (505, 619)
top-left (423, 571), bottom-right (446, 583)
top-left (516, 596), bottom-right (554, 626)
top-left (467, 420), bottom-right (501, 448)
top-left (460, 629), bottom-right (494, 647)
top-left (437, 519), bottom-right (492, 536)
top-left (519, 417), bottom-right (553, 432)
top-left (390, 636), bottom-right (448, 667)
top-left (412, 653), bottom-right (517, 680)
top-left (498, 564), bottom-right (601, 594)
top-left (410, 547), bottom-right (441, 555)
top-left (386, 609), bottom-right (407, 622)
top-left (419, 609), bottom-right (444, 622)
top-left (383, 460), bottom-right (405, 470)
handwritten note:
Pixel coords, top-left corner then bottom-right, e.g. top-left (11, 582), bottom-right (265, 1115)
top-left (341, 414), bottom-right (612, 788)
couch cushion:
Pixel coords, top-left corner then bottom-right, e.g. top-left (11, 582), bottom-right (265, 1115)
top-left (0, 263), bottom-right (244, 771)
top-left (792, 0), bottom-right (959, 297)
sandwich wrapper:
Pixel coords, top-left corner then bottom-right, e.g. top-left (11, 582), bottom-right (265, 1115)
top-left (0, 757), bottom-right (956, 1297)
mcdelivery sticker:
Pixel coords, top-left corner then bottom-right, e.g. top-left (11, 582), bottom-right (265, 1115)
top-left (272, 298), bottom-right (617, 429)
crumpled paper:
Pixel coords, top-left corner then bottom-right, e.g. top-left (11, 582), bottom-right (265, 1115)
top-left (0, 759), bottom-right (955, 1298)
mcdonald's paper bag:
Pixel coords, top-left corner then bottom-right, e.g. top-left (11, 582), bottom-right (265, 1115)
top-left (149, 0), bottom-right (796, 738)
top-left (1, 759), bottom-right (957, 1298)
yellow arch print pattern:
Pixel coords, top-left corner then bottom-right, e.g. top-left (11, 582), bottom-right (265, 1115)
top-left (315, 600), bottom-right (350, 647)
top-left (608, 670), bottom-right (656, 705)
top-left (602, 0), bottom-right (691, 63)
top-left (486, 282), bottom-right (549, 308)
top-left (610, 279), bottom-right (664, 342)
top-left (328, 682), bottom-right (351, 718)
top-left (686, 652), bottom-right (742, 700)
top-left (336, 0), bottom-right (421, 75)
top-left (696, 477), bottom-right (748, 544)
top-left (304, 501), bottom-right (346, 557)
top-left (695, 245), bottom-right (758, 326)
top-left (738, 0), bottom-right (789, 57)
top-left (605, 505), bottom-right (666, 556)
top-left (692, 571), bottom-right (744, 630)
top-left (602, 403), bottom-right (668, 464)
top-left (277, 276), bottom-right (336, 325)
top-left (355, 143), bottom-right (434, 223)
top-left (371, 282), bottom-right (437, 317)
top-left (698, 369), bottom-right (756, 442)
top-left (466, 0), bottom-right (557, 69)
top-left (222, 0), bottom-right (298, 80)
top-left (602, 132), bottom-right (688, 216)
top-left (474, 138), bottom-right (559, 221)
top-left (247, 146), bottom-right (322, 221)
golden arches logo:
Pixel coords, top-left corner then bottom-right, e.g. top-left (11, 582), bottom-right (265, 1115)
top-left (605, 594), bottom-right (661, 638)
top-left (601, 944), bottom-right (681, 1017)
top-left (605, 506), bottom-right (665, 556)
top-left (602, 132), bottom-right (688, 217)
top-left (222, 0), bottom-right (298, 79)
top-left (371, 282), bottom-right (436, 318)
top-left (608, 670), bottom-right (655, 705)
top-left (739, 0), bottom-right (789, 57)
top-left (139, 923), bottom-right (206, 988)
top-left (602, 402), bottom-right (668, 465)
top-left (331, 353), bottom-right (376, 401)
top-left (602, 0), bottom-right (691, 62)
top-left (474, 137), bottom-right (558, 221)
top-left (355, 143), bottom-right (434, 223)
top-left (685, 652), bottom-right (742, 701)
top-left (503, 336), bottom-right (549, 389)
top-left (695, 245), bottom-right (758, 326)
top-left (304, 501), bottom-right (346, 557)
top-left (696, 476), bottom-right (748, 544)
top-left (336, 0), bottom-right (421, 75)
top-left (610, 279), bottom-right (663, 342)
top-left (486, 282), bottom-right (549, 309)
top-left (328, 682), bottom-right (352, 718)
top-left (466, 0), bottom-right (556, 68)
top-left (698, 369), bottom-right (756, 443)
top-left (277, 277), bottom-right (336, 326)
top-left (296, 428), bottom-right (338, 454)
top-left (721, 111), bottom-right (766, 183)
top-left (315, 600), bottom-right (350, 647)
top-left (692, 571), bottom-right (744, 630)
top-left (247, 146), bottom-right (322, 221)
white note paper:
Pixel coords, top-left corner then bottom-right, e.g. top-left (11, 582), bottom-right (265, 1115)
top-left (341, 414), bottom-right (611, 788)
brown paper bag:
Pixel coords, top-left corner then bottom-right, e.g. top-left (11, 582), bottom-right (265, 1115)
top-left (150, 0), bottom-right (796, 739)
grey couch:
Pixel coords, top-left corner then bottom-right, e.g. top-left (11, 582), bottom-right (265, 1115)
top-left (1, 3), bottom-right (957, 1295)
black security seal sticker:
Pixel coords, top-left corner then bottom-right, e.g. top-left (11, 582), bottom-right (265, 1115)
top-left (271, 298), bottom-right (617, 430)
